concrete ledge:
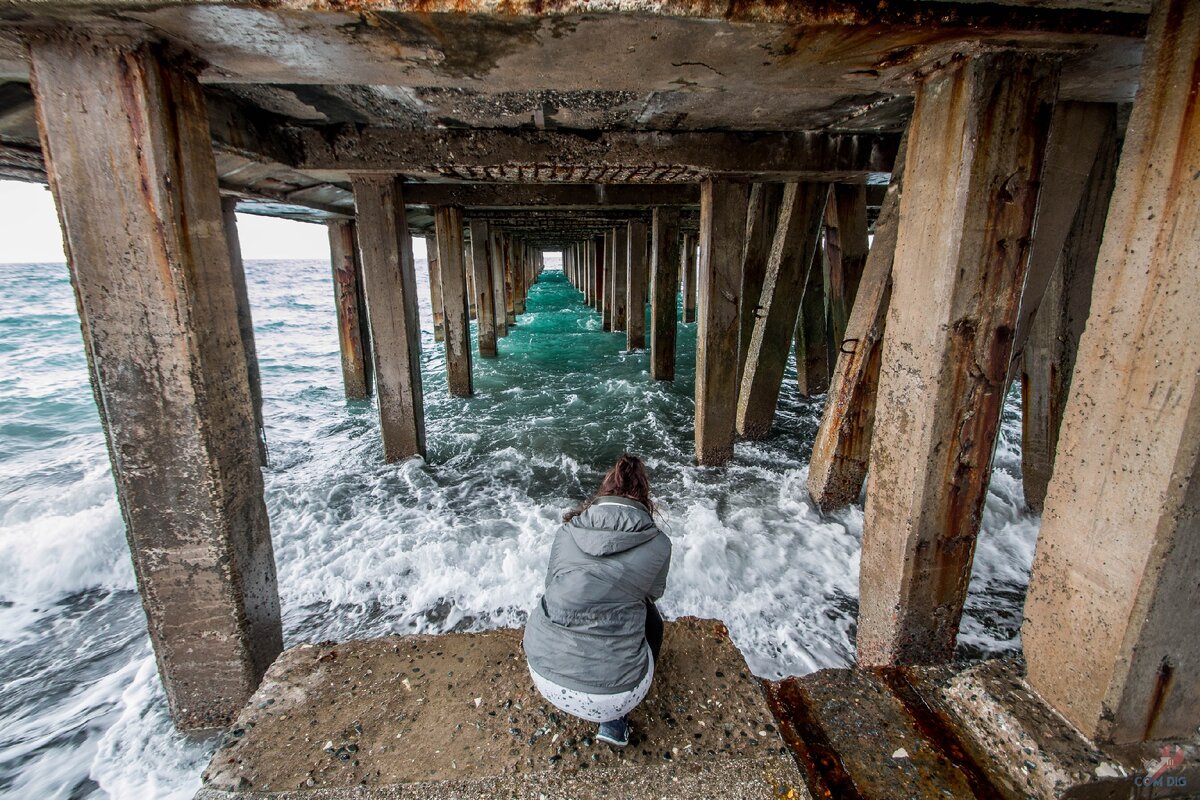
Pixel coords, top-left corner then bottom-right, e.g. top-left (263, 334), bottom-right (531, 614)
top-left (196, 617), bottom-right (808, 799)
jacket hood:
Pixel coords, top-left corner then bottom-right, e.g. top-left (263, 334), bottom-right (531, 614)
top-left (568, 497), bottom-right (658, 556)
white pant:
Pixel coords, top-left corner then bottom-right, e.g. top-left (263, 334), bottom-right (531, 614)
top-left (528, 653), bottom-right (654, 723)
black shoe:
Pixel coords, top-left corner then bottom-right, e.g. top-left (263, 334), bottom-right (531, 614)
top-left (596, 716), bottom-right (631, 748)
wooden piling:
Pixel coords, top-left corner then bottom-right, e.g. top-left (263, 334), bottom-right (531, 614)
top-left (352, 175), bottom-right (427, 462)
top-left (736, 183), bottom-right (829, 439)
top-left (469, 220), bottom-right (498, 358)
top-left (328, 219), bottom-right (374, 400)
top-left (695, 179), bottom-right (749, 465)
top-left (30, 36), bottom-right (282, 729)
top-left (856, 51), bottom-right (1058, 666)
top-left (650, 207), bottom-right (681, 380)
top-left (796, 245), bottom-right (830, 397)
top-left (807, 134), bottom-right (908, 511)
top-left (434, 206), bottom-right (473, 397)
top-left (627, 219), bottom-right (649, 350)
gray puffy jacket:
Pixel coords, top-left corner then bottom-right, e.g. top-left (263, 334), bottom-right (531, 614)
top-left (523, 496), bottom-right (671, 694)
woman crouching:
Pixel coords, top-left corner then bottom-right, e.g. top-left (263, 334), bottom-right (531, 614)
top-left (522, 453), bottom-right (671, 748)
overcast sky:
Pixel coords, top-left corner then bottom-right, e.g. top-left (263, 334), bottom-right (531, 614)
top-left (0, 180), bottom-right (429, 264)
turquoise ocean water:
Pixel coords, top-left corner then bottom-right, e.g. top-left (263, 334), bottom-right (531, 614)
top-left (0, 256), bottom-right (1037, 798)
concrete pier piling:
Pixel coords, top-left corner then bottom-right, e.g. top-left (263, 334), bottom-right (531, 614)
top-left (681, 233), bottom-right (697, 324)
top-left (796, 246), bottom-right (831, 398)
top-left (221, 196), bottom-right (268, 465)
top-left (1022, 0), bottom-right (1200, 743)
top-left (352, 176), bottom-right (426, 463)
top-left (856, 51), bottom-right (1058, 666)
top-left (822, 184), bottom-right (870, 350)
top-left (29, 34), bottom-right (282, 729)
top-left (626, 219), bottom-right (648, 350)
top-left (695, 178), bottom-right (749, 466)
top-left (650, 207), bottom-right (681, 380)
top-left (425, 232), bottom-right (445, 343)
top-left (611, 225), bottom-right (629, 333)
top-left (489, 229), bottom-right (509, 338)
top-left (807, 137), bottom-right (908, 512)
top-left (736, 182), bottom-right (829, 440)
top-left (434, 206), bottom-right (473, 397)
top-left (328, 219), bottom-right (374, 401)
top-left (738, 183), bottom-right (783, 384)
top-left (469, 220), bottom-right (498, 358)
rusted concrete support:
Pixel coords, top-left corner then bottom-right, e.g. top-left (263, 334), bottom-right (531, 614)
top-left (807, 135), bottom-right (908, 511)
top-left (627, 220), bottom-right (649, 350)
top-left (823, 184), bottom-right (870, 348)
top-left (796, 247), bottom-right (831, 397)
top-left (1019, 103), bottom-right (1119, 513)
top-left (328, 219), bottom-right (374, 400)
top-left (502, 233), bottom-right (516, 326)
top-left (650, 208), bottom-right (682, 380)
top-left (489, 229), bottom-right (509, 337)
top-left (736, 183), bottom-right (829, 439)
top-left (29, 36), bottom-right (282, 729)
top-left (221, 197), bottom-right (268, 464)
top-left (856, 52), bottom-right (1058, 666)
top-left (738, 183), bottom-right (783, 384)
top-left (681, 233), bottom-right (697, 324)
top-left (434, 206), bottom-right (473, 397)
top-left (1023, 0), bottom-right (1200, 744)
top-left (425, 232), bottom-right (445, 343)
top-left (695, 179), bottom-right (749, 466)
top-left (513, 236), bottom-right (527, 315)
top-left (612, 225), bottom-right (629, 332)
top-left (469, 221), bottom-right (498, 358)
top-left (352, 176), bottom-right (426, 462)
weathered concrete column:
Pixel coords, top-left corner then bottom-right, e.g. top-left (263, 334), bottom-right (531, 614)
top-left (612, 225), bottom-right (629, 333)
top-left (856, 51), bottom-right (1058, 665)
top-left (796, 246), bottom-right (830, 397)
top-left (594, 234), bottom-right (607, 316)
top-left (738, 183), bottom-right (783, 384)
top-left (650, 208), bottom-right (681, 380)
top-left (823, 184), bottom-right (870, 348)
top-left (489, 229), bottom-right (509, 337)
top-left (425, 232), bottom-right (444, 343)
top-left (352, 176), bottom-right (426, 462)
top-left (513, 236), bottom-right (527, 315)
top-left (736, 183), bottom-right (829, 439)
top-left (434, 206), bottom-right (473, 396)
top-left (29, 35), bottom-right (282, 729)
top-left (1023, 0), bottom-right (1200, 744)
top-left (328, 219), bottom-right (374, 401)
top-left (807, 136), bottom-right (908, 511)
top-left (696, 179), bottom-right (750, 465)
top-left (681, 234), bottom-right (697, 324)
top-left (221, 197), bottom-right (268, 464)
top-left (502, 233), bottom-right (517, 326)
top-left (465, 253), bottom-right (477, 322)
top-left (469, 221), bottom-right (498, 358)
top-left (602, 229), bottom-right (615, 330)
top-left (627, 219), bottom-right (649, 351)
top-left (1014, 102), bottom-right (1120, 512)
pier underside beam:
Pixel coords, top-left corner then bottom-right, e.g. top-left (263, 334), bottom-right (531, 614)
top-left (469, 220), bottom-right (498, 358)
top-left (651, 207), bottom-right (682, 381)
top-left (28, 35), bottom-right (282, 729)
top-left (352, 175), bottom-right (426, 462)
top-left (856, 51), bottom-right (1058, 666)
top-left (1015, 102), bottom-right (1120, 513)
top-left (807, 135), bottom-right (908, 511)
top-left (1023, 0), bottom-right (1200, 744)
top-left (736, 182), bottom-right (830, 440)
top-left (328, 219), bottom-right (374, 400)
top-left (738, 183), bottom-right (783, 385)
top-left (695, 178), bottom-right (749, 465)
top-left (434, 206), bottom-right (474, 397)
top-left (627, 219), bottom-right (648, 350)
